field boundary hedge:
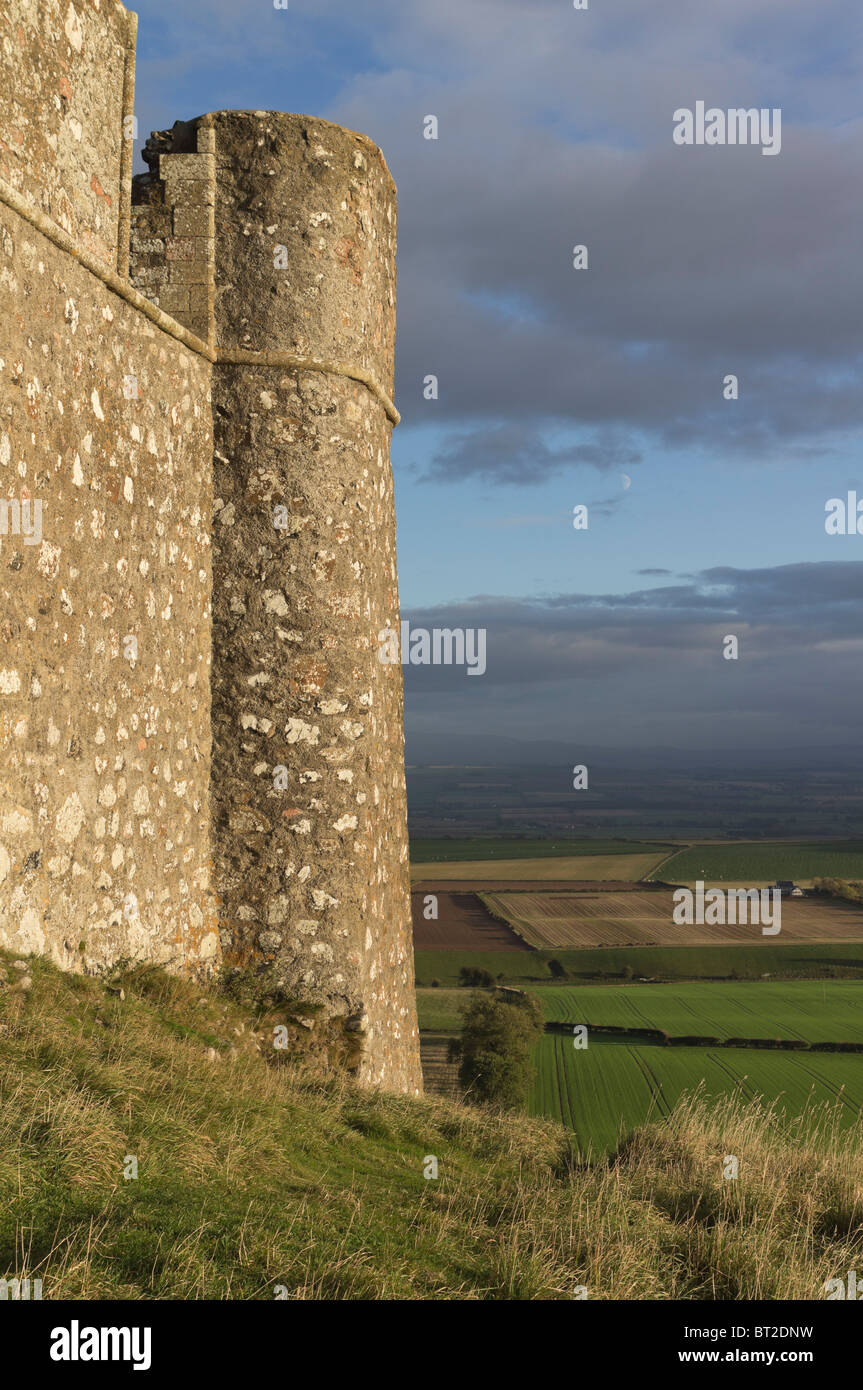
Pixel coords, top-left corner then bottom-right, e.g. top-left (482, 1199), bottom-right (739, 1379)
top-left (543, 1021), bottom-right (863, 1053)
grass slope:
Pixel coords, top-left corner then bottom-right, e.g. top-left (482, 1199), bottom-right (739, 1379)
top-left (3, 950), bottom-right (863, 1300)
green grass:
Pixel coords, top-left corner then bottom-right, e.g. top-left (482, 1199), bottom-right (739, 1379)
top-left (410, 836), bottom-right (673, 864)
top-left (416, 989), bottom-right (466, 1033)
top-left (415, 943), bottom-right (863, 987)
top-left (3, 949), bottom-right (863, 1298)
top-left (531, 1033), bottom-right (863, 1156)
top-left (654, 840), bottom-right (863, 885)
top-left (532, 981), bottom-right (863, 1043)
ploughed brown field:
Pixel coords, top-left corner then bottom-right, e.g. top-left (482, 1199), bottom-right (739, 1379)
top-left (481, 890), bottom-right (863, 950)
top-left (411, 890), bottom-right (530, 950)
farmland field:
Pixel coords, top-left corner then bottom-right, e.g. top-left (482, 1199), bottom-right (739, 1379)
top-left (416, 981), bottom-right (863, 1040)
top-left (530, 1033), bottom-right (863, 1154)
top-left (414, 943), bottom-right (863, 987)
top-left (416, 988), bottom-right (466, 1032)
top-left (653, 840), bottom-right (863, 887)
top-left (419, 1033), bottom-right (460, 1098)
top-left (532, 980), bottom-right (863, 1043)
top-left (410, 852), bottom-right (668, 883)
top-left (481, 890), bottom-right (863, 949)
top-left (410, 836), bottom-right (673, 864)
top-left (411, 890), bottom-right (529, 951)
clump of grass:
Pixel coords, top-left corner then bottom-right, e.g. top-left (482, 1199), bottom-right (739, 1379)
top-left (1, 949), bottom-right (863, 1299)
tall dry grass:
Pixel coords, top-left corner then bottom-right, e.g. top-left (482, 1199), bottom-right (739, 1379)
top-left (1, 950), bottom-right (862, 1299)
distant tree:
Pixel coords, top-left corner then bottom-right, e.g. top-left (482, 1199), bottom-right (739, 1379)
top-left (458, 992), bottom-right (544, 1110)
top-left (621, 964), bottom-right (634, 981)
top-left (430, 978), bottom-right (440, 988)
top-left (548, 958), bottom-right (568, 980)
top-left (814, 878), bottom-right (863, 904)
top-left (458, 966), bottom-right (495, 988)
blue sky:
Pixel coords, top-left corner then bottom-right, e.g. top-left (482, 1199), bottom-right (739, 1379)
top-left (132, 0), bottom-right (863, 752)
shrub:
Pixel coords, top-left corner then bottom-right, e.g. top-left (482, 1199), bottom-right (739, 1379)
top-left (458, 991), bottom-right (544, 1111)
top-left (458, 966), bottom-right (495, 989)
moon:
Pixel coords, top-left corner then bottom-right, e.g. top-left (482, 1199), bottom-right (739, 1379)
top-left (621, 473), bottom-right (631, 490)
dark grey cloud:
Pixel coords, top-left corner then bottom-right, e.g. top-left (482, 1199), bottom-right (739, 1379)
top-left (134, 0), bottom-right (863, 483)
top-left (328, 0), bottom-right (863, 481)
top-left (401, 561), bottom-right (863, 747)
top-left (426, 424), bottom-right (640, 485)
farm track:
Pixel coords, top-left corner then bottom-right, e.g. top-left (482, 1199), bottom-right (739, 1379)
top-left (627, 1046), bottom-right (672, 1119)
top-left (707, 1051), bottom-right (757, 1102)
top-left (554, 1037), bottom-right (576, 1130)
top-left (789, 1057), bottom-right (860, 1114)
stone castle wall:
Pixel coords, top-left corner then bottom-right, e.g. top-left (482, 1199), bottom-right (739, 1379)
top-left (0, 0), bottom-right (420, 1092)
top-left (0, 0), bottom-right (137, 271)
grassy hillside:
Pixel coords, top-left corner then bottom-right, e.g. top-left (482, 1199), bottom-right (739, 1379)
top-left (3, 949), bottom-right (863, 1300)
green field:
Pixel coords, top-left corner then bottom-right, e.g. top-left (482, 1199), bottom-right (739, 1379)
top-left (410, 836), bottom-right (673, 864)
top-left (419, 977), bottom-right (863, 1157)
top-left (416, 988), bottom-right (466, 1032)
top-left (532, 980), bottom-right (863, 1043)
top-left (414, 943), bottom-right (863, 987)
top-left (417, 980), bottom-right (863, 1040)
top-left (531, 1033), bottom-right (863, 1154)
top-left (654, 840), bottom-right (863, 886)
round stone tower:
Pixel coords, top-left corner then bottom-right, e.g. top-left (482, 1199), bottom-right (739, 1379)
top-left (205, 111), bottom-right (420, 1093)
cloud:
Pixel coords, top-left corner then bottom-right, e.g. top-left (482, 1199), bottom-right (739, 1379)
top-left (329, 0), bottom-right (863, 479)
top-left (133, 0), bottom-right (863, 482)
top-left (400, 561), bottom-right (863, 747)
top-left (425, 424), bottom-right (641, 485)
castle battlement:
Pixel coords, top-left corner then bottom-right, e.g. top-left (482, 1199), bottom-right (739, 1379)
top-left (0, 0), bottom-right (420, 1094)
